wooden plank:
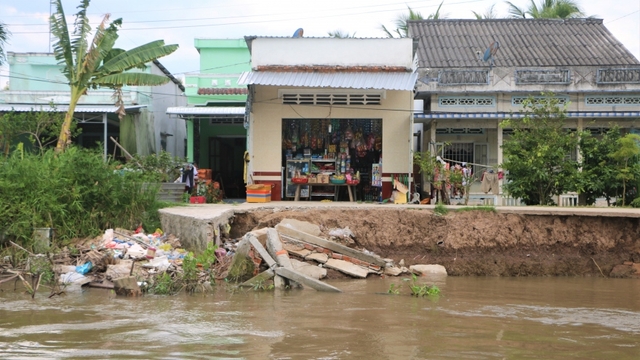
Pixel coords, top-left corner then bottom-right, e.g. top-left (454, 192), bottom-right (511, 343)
top-left (247, 235), bottom-right (277, 268)
top-left (275, 267), bottom-right (341, 293)
top-left (239, 269), bottom-right (275, 288)
top-left (275, 225), bottom-right (387, 267)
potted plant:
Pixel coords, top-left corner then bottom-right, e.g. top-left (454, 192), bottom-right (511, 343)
top-left (190, 180), bottom-right (207, 203)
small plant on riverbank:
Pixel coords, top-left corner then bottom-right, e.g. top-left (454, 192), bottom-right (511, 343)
top-left (404, 274), bottom-right (441, 297)
top-left (252, 279), bottom-right (274, 291)
top-left (149, 272), bottom-right (180, 295)
top-left (434, 202), bottom-right (449, 216)
top-left (182, 254), bottom-right (199, 293)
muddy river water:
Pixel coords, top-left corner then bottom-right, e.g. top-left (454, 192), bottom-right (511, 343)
top-left (1, 276), bottom-right (639, 359)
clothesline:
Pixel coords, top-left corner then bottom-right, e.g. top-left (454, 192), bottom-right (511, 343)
top-left (439, 157), bottom-right (498, 170)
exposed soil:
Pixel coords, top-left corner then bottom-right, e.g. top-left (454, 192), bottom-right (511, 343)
top-left (230, 208), bottom-right (640, 277)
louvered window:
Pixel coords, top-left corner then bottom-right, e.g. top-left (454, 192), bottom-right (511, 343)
top-left (512, 96), bottom-right (568, 106)
top-left (282, 93), bottom-right (382, 105)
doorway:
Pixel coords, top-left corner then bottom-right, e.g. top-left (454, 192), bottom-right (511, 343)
top-left (209, 136), bottom-right (246, 198)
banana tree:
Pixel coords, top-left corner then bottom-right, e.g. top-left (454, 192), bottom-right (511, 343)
top-left (50, 0), bottom-right (178, 153)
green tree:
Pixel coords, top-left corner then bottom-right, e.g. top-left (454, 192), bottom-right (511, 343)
top-left (0, 107), bottom-right (69, 156)
top-left (381, 2), bottom-right (447, 38)
top-left (578, 126), bottom-right (622, 206)
top-left (505, 0), bottom-right (586, 19)
top-left (0, 21), bottom-right (9, 66)
top-left (500, 93), bottom-right (580, 205)
top-left (49, 0), bottom-right (178, 153)
top-left (609, 134), bottom-right (640, 206)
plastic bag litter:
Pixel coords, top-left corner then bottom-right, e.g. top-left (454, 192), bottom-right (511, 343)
top-left (102, 229), bottom-right (114, 246)
top-left (126, 243), bottom-right (146, 259)
top-left (142, 256), bottom-right (170, 272)
top-left (75, 261), bottom-right (93, 275)
top-left (328, 227), bottom-right (354, 238)
top-left (60, 272), bottom-right (87, 284)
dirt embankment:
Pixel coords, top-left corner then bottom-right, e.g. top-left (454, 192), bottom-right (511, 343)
top-left (230, 208), bottom-right (640, 277)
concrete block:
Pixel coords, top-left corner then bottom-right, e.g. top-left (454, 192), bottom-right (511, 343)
top-left (410, 264), bottom-right (448, 276)
top-left (305, 253), bottom-right (329, 264)
top-left (277, 219), bottom-right (321, 236)
top-left (324, 259), bottom-right (369, 278)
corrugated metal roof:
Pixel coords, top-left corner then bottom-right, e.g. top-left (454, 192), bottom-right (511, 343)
top-left (408, 19), bottom-right (640, 68)
top-left (166, 106), bottom-right (245, 115)
top-left (0, 104), bottom-right (146, 113)
top-left (414, 111), bottom-right (640, 119)
top-left (238, 71), bottom-right (418, 91)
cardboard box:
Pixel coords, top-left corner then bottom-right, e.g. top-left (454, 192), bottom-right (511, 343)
top-left (317, 174), bottom-right (330, 184)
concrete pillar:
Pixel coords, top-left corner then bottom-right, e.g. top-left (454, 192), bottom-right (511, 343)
top-left (187, 118), bottom-right (194, 163)
top-left (429, 120), bottom-right (437, 153)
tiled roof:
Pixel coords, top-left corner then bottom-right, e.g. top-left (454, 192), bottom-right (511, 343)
top-left (197, 88), bottom-right (248, 95)
top-left (408, 19), bottom-right (640, 68)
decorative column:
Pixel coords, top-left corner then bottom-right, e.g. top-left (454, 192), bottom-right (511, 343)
top-left (497, 122), bottom-right (503, 205)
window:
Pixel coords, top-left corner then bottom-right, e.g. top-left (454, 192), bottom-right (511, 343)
top-left (438, 96), bottom-right (495, 107)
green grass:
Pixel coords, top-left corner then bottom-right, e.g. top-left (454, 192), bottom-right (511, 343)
top-left (455, 205), bottom-right (496, 213)
top-left (434, 202), bottom-right (449, 216)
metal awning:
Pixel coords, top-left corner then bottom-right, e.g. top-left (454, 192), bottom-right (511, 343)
top-left (238, 71), bottom-right (418, 91)
top-left (166, 106), bottom-right (245, 115)
top-left (414, 111), bottom-right (640, 120)
top-left (0, 104), bottom-right (146, 113)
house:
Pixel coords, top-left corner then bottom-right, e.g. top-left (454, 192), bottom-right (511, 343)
top-left (166, 39), bottom-right (251, 198)
top-left (238, 36), bottom-right (417, 201)
top-left (0, 52), bottom-right (187, 158)
top-left (408, 19), bottom-right (640, 204)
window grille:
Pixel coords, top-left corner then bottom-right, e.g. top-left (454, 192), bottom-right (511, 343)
top-left (282, 93), bottom-right (381, 105)
top-left (596, 68), bottom-right (640, 84)
top-left (439, 96), bottom-right (495, 107)
top-left (512, 96), bottom-right (568, 106)
top-left (438, 70), bottom-right (489, 85)
top-left (585, 95), bottom-right (640, 106)
top-left (515, 69), bottom-right (570, 84)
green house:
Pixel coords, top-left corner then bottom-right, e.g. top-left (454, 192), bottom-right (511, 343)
top-left (167, 39), bottom-right (251, 198)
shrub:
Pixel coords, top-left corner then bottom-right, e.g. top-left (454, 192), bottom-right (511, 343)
top-left (0, 147), bottom-right (166, 249)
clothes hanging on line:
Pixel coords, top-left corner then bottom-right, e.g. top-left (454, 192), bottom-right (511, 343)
top-left (481, 171), bottom-right (499, 195)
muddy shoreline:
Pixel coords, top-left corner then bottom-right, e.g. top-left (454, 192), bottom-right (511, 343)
top-left (229, 208), bottom-right (640, 277)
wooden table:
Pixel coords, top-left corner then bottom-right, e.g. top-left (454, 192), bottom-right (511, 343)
top-left (294, 183), bottom-right (356, 202)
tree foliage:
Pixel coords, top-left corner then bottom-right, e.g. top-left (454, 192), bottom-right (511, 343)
top-left (505, 0), bottom-right (586, 19)
top-left (609, 134), bottom-right (640, 206)
top-left (500, 93), bottom-right (580, 205)
top-left (578, 126), bottom-right (622, 205)
top-left (0, 107), bottom-right (72, 156)
top-left (0, 21), bottom-right (9, 66)
top-left (49, 0), bottom-right (178, 153)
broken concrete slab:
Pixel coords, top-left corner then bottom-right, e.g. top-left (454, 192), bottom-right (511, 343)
top-left (291, 258), bottom-right (327, 280)
top-left (266, 229), bottom-right (294, 269)
top-left (277, 218), bottom-right (321, 236)
top-left (247, 234), bottom-right (276, 268)
top-left (276, 225), bottom-right (386, 267)
top-left (305, 252), bottom-right (329, 264)
top-left (383, 266), bottom-right (404, 276)
top-left (239, 269), bottom-right (275, 288)
top-left (410, 264), bottom-right (448, 276)
top-left (248, 228), bottom-right (269, 247)
top-left (324, 259), bottom-right (369, 278)
top-left (275, 267), bottom-right (341, 292)
top-left (284, 244), bottom-right (312, 259)
top-left (112, 276), bottom-right (142, 296)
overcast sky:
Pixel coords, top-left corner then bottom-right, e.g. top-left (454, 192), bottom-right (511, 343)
top-left (1, 0), bottom-right (639, 82)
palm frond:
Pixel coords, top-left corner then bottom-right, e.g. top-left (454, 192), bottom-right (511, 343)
top-left (0, 22), bottom-right (10, 66)
top-left (78, 16), bottom-right (122, 87)
top-left (49, 0), bottom-right (74, 80)
top-left (99, 40), bottom-right (178, 75)
top-left (505, 1), bottom-right (527, 18)
top-left (91, 72), bottom-right (171, 87)
top-left (70, 0), bottom-right (92, 80)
